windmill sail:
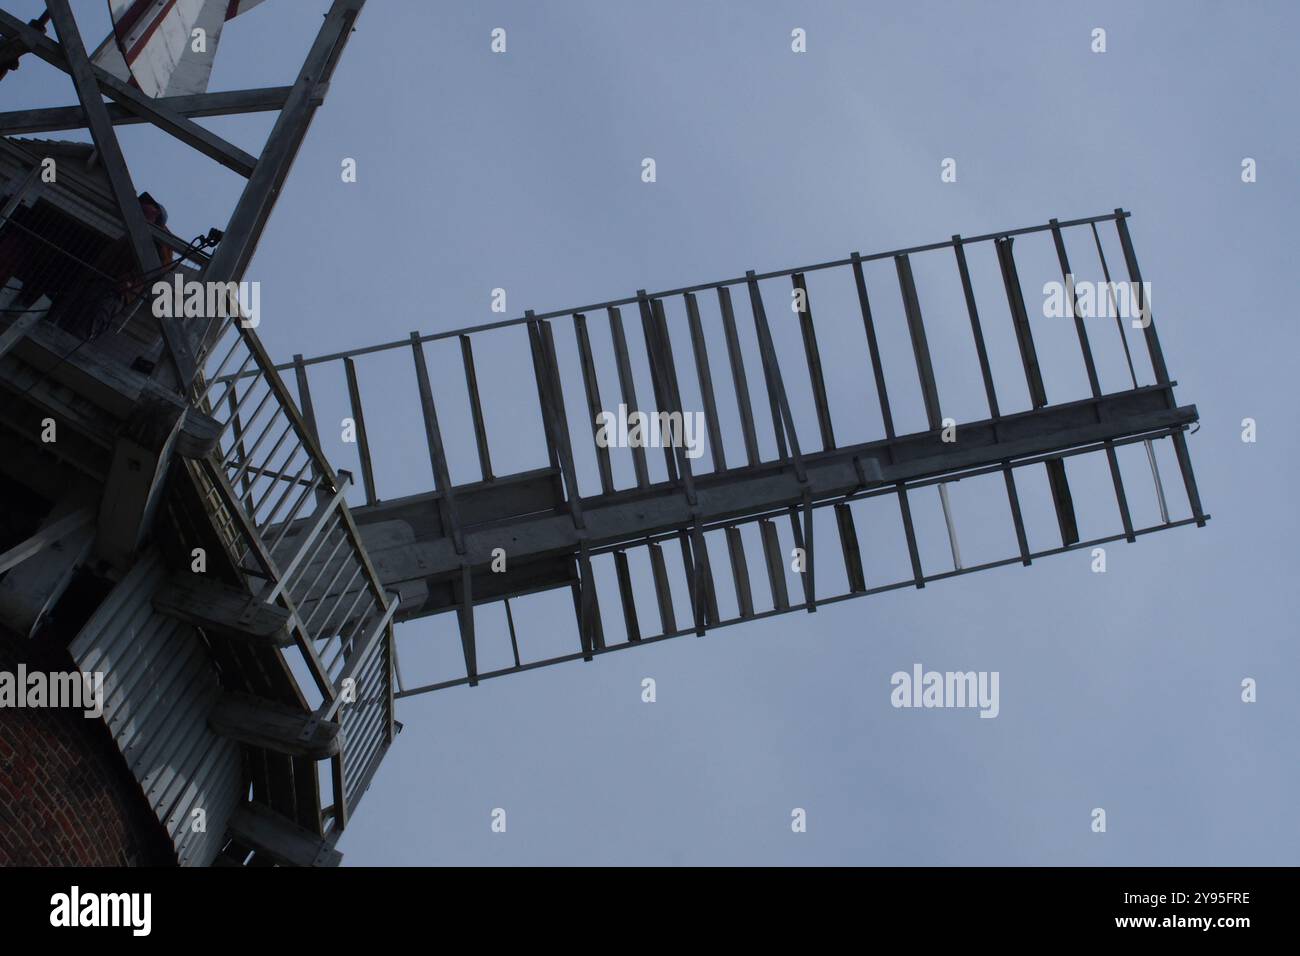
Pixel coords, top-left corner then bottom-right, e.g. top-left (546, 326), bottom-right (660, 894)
top-left (91, 0), bottom-right (269, 99)
top-left (212, 211), bottom-right (1206, 698)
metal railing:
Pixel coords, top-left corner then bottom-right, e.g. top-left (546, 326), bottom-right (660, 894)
top-left (192, 307), bottom-right (397, 833)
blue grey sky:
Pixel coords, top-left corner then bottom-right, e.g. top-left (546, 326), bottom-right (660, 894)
top-left (7, 0), bottom-right (1297, 865)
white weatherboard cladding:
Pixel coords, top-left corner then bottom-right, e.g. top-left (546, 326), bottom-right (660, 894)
top-left (69, 551), bottom-right (241, 866)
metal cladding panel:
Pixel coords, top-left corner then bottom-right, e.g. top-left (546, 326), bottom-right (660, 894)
top-left (69, 551), bottom-right (241, 867)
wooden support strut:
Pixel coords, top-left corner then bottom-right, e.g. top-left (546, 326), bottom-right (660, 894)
top-left (759, 518), bottom-right (789, 611)
top-left (792, 272), bottom-right (836, 451)
top-left (746, 272), bottom-right (806, 483)
top-left (1049, 219), bottom-right (1135, 543)
top-left (614, 549), bottom-right (641, 642)
top-left (834, 503), bottom-right (866, 594)
top-left (410, 332), bottom-right (465, 553)
top-left (460, 335), bottom-right (494, 483)
top-left (718, 286), bottom-right (760, 468)
top-left (953, 235), bottom-right (1031, 565)
top-left (209, 692), bottom-right (340, 759)
top-left (575, 542), bottom-right (603, 656)
top-left (292, 355), bottom-right (323, 447)
top-left (647, 296), bottom-right (697, 507)
top-left (645, 295), bottom-right (713, 634)
top-left (725, 525), bottom-right (754, 618)
top-left (197, 0), bottom-right (365, 288)
top-left (680, 526), bottom-right (717, 635)
top-left (608, 306), bottom-right (650, 489)
top-left (353, 389), bottom-right (1195, 592)
top-left (895, 254), bottom-right (942, 432)
top-left (790, 492), bottom-right (816, 613)
top-left (42, 0), bottom-right (197, 389)
top-left (684, 291), bottom-right (726, 472)
top-left (648, 540), bottom-right (676, 635)
top-left (636, 293), bottom-right (680, 484)
top-left (528, 314), bottom-right (585, 530)
top-left (0, 506), bottom-right (92, 575)
top-left (574, 313), bottom-right (614, 495)
top-left (228, 803), bottom-right (342, 868)
top-left (343, 357), bottom-right (378, 505)
top-left (1114, 209), bottom-right (1206, 528)
top-left (457, 563), bottom-right (478, 685)
top-left (0, 86), bottom-right (312, 137)
top-left (996, 235), bottom-right (1079, 547)
top-left (0, 9), bottom-right (257, 177)
top-left (153, 573), bottom-right (293, 646)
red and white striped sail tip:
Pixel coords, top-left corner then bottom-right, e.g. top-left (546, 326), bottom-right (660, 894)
top-left (90, 0), bottom-right (271, 99)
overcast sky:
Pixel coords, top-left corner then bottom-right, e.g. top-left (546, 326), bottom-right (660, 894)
top-left (6, 0), bottom-right (1297, 865)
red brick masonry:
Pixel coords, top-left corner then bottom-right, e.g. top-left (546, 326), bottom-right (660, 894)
top-left (0, 628), bottom-right (174, 866)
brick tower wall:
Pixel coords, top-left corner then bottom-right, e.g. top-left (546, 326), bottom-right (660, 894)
top-left (0, 626), bottom-right (176, 866)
